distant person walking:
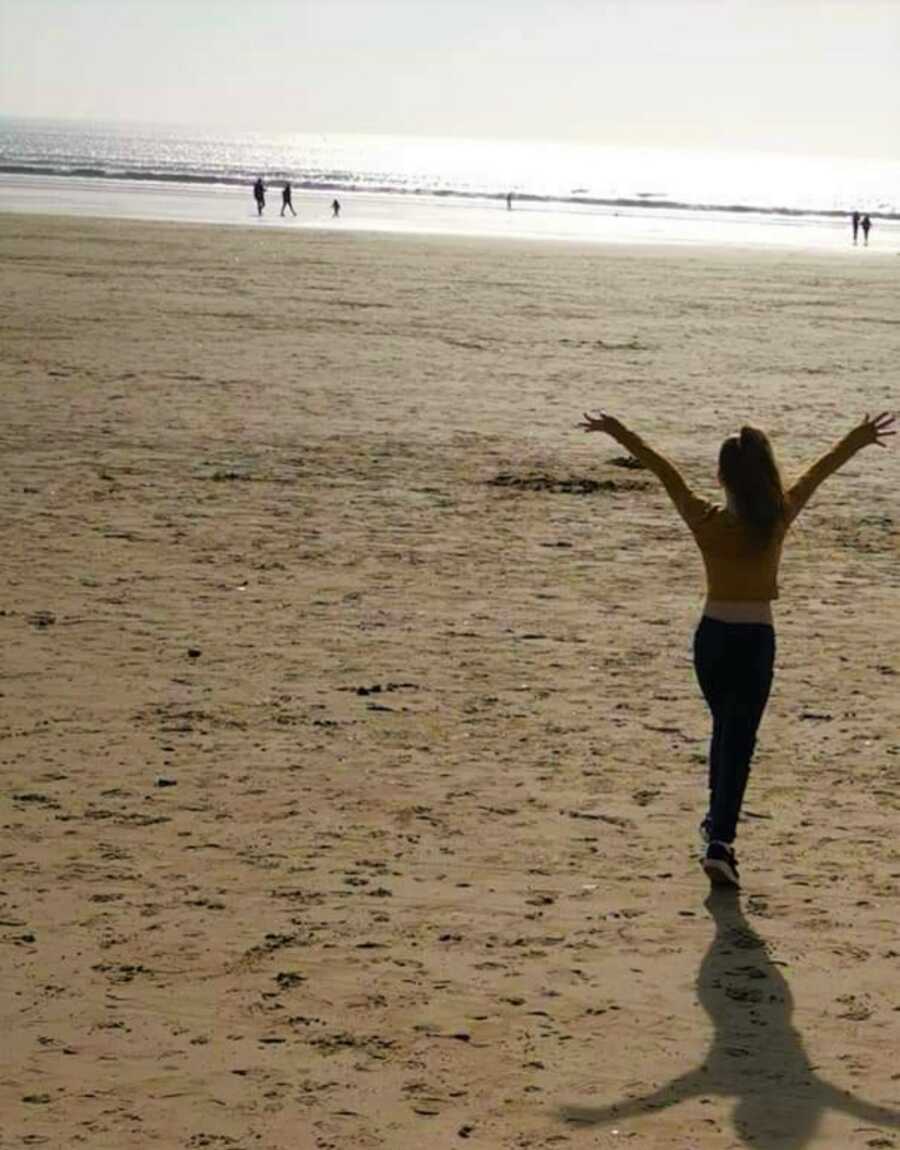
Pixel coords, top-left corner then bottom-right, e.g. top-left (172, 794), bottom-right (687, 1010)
top-left (253, 177), bottom-right (266, 216)
top-left (506, 191), bottom-right (513, 211)
top-left (331, 198), bottom-right (341, 218)
top-left (861, 213), bottom-right (872, 246)
top-left (578, 410), bottom-right (895, 888)
top-left (281, 182), bottom-right (296, 217)
top-left (851, 210), bottom-right (860, 245)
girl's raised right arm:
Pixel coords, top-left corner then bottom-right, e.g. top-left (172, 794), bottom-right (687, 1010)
top-left (785, 412), bottom-right (895, 523)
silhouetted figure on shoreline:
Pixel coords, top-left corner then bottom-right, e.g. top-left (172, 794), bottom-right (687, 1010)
top-left (253, 177), bottom-right (265, 216)
top-left (851, 210), bottom-right (860, 244)
top-left (506, 191), bottom-right (513, 210)
top-left (332, 198), bottom-right (341, 218)
top-left (861, 213), bottom-right (872, 245)
top-left (281, 182), bottom-right (296, 217)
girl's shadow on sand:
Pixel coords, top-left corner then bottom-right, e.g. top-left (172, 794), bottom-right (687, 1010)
top-left (561, 889), bottom-right (900, 1148)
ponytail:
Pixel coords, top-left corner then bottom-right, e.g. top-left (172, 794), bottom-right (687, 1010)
top-left (718, 426), bottom-right (785, 544)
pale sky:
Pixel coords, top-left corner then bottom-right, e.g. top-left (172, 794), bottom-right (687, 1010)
top-left (1, 0), bottom-right (898, 157)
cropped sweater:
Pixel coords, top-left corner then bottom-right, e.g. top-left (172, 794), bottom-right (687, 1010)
top-left (613, 428), bottom-right (861, 601)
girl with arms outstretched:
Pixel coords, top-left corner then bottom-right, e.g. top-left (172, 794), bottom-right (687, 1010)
top-left (578, 411), bottom-right (895, 887)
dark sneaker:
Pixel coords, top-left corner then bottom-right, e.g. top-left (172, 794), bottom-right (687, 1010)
top-left (703, 841), bottom-right (739, 888)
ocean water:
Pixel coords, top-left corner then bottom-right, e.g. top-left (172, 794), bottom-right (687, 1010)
top-left (1, 117), bottom-right (898, 248)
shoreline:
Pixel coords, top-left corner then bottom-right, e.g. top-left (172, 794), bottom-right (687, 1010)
top-left (4, 172), bottom-right (899, 252)
top-left (6, 163), bottom-right (900, 223)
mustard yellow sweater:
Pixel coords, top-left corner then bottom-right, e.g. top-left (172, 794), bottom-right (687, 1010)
top-left (613, 428), bottom-right (861, 601)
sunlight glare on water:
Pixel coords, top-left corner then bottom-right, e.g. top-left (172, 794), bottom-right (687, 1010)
top-left (1, 118), bottom-right (898, 216)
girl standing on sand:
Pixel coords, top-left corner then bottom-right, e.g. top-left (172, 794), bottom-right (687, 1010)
top-left (578, 410), bottom-right (895, 887)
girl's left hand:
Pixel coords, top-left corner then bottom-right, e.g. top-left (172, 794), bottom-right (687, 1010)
top-left (578, 411), bottom-right (624, 434)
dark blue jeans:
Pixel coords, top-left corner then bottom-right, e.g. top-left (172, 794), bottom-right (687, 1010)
top-left (693, 615), bottom-right (775, 844)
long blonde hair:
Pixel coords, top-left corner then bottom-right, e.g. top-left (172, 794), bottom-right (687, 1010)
top-left (718, 426), bottom-right (785, 544)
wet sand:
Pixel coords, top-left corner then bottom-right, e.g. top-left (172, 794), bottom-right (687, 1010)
top-left (1, 212), bottom-right (899, 1149)
top-left (6, 172), bottom-right (898, 250)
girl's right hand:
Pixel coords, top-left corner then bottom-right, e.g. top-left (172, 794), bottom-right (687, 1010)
top-left (854, 412), bottom-right (896, 448)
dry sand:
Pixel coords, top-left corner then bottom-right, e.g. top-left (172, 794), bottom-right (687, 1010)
top-left (1, 213), bottom-right (899, 1149)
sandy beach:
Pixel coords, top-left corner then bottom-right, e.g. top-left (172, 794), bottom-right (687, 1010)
top-left (2, 212), bottom-right (899, 1149)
